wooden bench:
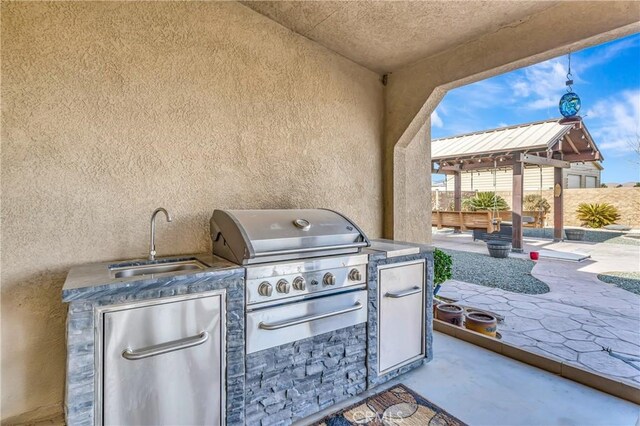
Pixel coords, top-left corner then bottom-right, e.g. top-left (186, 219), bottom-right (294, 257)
top-left (432, 211), bottom-right (501, 233)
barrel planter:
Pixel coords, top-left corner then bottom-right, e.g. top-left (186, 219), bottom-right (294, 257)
top-left (435, 304), bottom-right (464, 326)
top-left (564, 228), bottom-right (586, 241)
top-left (486, 240), bottom-right (511, 258)
top-left (464, 312), bottom-right (498, 337)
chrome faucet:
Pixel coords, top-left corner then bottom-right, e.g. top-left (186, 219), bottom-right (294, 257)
top-left (149, 207), bottom-right (173, 260)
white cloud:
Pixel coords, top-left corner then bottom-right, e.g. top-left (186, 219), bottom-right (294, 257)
top-left (508, 37), bottom-right (639, 112)
top-left (509, 58), bottom-right (569, 110)
top-left (585, 90), bottom-right (640, 156)
top-left (431, 109), bottom-right (444, 128)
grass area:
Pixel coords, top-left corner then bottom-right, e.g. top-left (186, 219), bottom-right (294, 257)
top-left (597, 272), bottom-right (640, 295)
top-left (441, 248), bottom-right (550, 295)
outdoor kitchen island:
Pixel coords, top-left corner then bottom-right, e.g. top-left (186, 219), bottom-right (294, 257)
top-left (62, 209), bottom-right (434, 426)
top-left (243, 238), bottom-right (434, 426)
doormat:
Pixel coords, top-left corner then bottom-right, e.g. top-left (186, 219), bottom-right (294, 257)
top-left (311, 384), bottom-right (466, 425)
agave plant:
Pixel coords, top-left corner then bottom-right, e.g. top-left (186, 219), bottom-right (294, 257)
top-left (523, 194), bottom-right (550, 213)
top-left (576, 203), bottom-right (620, 228)
top-left (462, 192), bottom-right (509, 211)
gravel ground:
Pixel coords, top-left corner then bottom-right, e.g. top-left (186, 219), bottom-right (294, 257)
top-left (442, 248), bottom-right (550, 294)
top-left (523, 227), bottom-right (640, 245)
top-left (597, 272), bottom-right (640, 295)
top-left (602, 236), bottom-right (640, 246)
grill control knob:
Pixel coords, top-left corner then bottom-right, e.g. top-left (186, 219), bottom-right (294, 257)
top-left (276, 279), bottom-right (290, 294)
top-left (258, 282), bottom-right (273, 297)
top-left (292, 276), bottom-right (306, 291)
top-left (348, 268), bottom-right (362, 281)
top-left (323, 273), bottom-right (336, 286)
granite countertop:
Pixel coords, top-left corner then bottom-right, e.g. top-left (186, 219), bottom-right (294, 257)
top-left (62, 253), bottom-right (243, 302)
top-left (365, 239), bottom-right (433, 258)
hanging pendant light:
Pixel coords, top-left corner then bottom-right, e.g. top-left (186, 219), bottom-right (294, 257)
top-left (559, 52), bottom-right (582, 124)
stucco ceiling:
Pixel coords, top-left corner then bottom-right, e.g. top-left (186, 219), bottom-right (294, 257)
top-left (242, 1), bottom-right (559, 73)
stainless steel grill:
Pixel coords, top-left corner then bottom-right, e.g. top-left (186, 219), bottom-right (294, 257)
top-left (209, 208), bottom-right (370, 353)
top-left (210, 209), bottom-right (369, 265)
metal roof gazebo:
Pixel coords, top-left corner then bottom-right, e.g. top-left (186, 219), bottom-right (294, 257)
top-left (431, 118), bottom-right (603, 251)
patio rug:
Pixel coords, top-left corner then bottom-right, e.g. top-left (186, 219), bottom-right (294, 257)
top-left (311, 384), bottom-right (466, 426)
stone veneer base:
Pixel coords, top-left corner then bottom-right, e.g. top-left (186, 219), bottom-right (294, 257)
top-left (245, 323), bottom-right (368, 426)
top-left (64, 269), bottom-right (245, 426)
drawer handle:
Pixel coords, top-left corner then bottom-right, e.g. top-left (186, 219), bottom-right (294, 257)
top-left (259, 302), bottom-right (363, 330)
top-left (122, 331), bottom-right (209, 360)
top-left (385, 286), bottom-right (421, 298)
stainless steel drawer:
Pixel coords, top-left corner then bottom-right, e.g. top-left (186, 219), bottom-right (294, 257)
top-left (378, 260), bottom-right (425, 374)
top-left (246, 289), bottom-right (368, 354)
top-left (98, 292), bottom-right (225, 426)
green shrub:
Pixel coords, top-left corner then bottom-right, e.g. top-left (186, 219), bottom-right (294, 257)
top-left (434, 248), bottom-right (452, 286)
top-left (462, 192), bottom-right (509, 211)
top-left (524, 194), bottom-right (550, 213)
top-left (576, 203), bottom-right (620, 228)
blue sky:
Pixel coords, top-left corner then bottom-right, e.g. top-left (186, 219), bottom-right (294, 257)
top-left (431, 33), bottom-right (640, 184)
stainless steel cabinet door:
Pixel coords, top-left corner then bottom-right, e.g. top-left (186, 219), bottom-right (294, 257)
top-left (378, 260), bottom-right (425, 373)
top-left (102, 293), bottom-right (224, 426)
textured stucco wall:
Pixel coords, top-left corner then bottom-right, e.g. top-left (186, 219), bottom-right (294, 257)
top-left (0, 2), bottom-right (383, 419)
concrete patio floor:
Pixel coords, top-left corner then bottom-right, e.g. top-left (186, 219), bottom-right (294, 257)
top-left (299, 332), bottom-right (640, 426)
top-left (433, 230), bottom-right (640, 385)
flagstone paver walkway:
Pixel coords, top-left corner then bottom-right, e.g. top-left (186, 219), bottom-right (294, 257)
top-left (433, 231), bottom-right (640, 385)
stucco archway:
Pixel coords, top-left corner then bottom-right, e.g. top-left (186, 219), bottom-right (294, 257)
top-left (386, 15), bottom-right (640, 242)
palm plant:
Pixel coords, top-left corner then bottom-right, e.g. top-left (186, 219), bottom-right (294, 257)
top-left (576, 203), bottom-right (620, 228)
top-left (462, 192), bottom-right (509, 211)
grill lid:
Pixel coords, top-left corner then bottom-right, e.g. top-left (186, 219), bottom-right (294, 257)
top-left (210, 209), bottom-right (369, 265)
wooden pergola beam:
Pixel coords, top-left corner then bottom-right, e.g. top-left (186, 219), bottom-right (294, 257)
top-left (518, 153), bottom-right (570, 168)
top-left (437, 159), bottom-right (515, 172)
top-left (562, 152), bottom-right (601, 162)
top-left (564, 133), bottom-right (581, 155)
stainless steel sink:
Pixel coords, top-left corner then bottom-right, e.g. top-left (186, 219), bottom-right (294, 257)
top-left (110, 259), bottom-right (207, 279)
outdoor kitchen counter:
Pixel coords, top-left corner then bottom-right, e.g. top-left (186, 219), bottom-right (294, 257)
top-left (62, 253), bottom-right (243, 302)
top-left (62, 254), bottom-right (247, 425)
top-left (365, 238), bottom-right (434, 259)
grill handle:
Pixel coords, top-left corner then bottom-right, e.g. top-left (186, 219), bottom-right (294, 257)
top-left (385, 286), bottom-right (422, 299)
top-left (253, 242), bottom-right (369, 258)
top-left (258, 302), bottom-right (363, 330)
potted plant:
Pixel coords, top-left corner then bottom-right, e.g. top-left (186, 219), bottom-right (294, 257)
top-left (433, 248), bottom-right (452, 297)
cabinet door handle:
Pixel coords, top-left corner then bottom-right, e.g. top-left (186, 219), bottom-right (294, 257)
top-left (259, 302), bottom-right (363, 330)
top-left (122, 331), bottom-right (209, 360)
top-left (385, 286), bottom-right (422, 298)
